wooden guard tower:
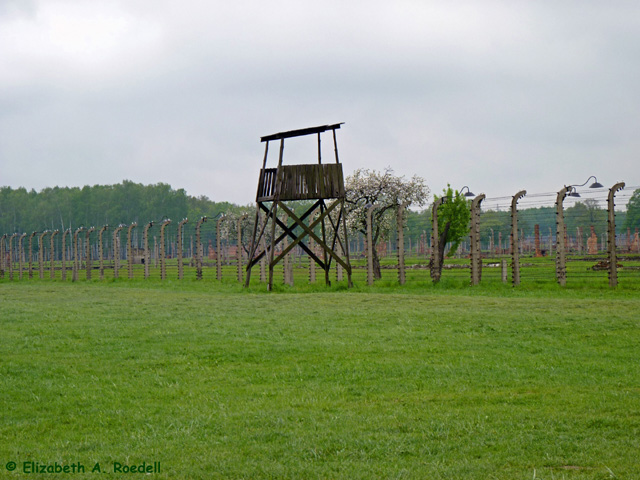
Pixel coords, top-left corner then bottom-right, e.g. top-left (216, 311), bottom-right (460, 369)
top-left (245, 123), bottom-right (352, 289)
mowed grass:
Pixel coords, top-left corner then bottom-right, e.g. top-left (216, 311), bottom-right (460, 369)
top-left (1, 281), bottom-right (639, 479)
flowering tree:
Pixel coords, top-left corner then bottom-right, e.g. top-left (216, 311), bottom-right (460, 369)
top-left (345, 168), bottom-right (430, 279)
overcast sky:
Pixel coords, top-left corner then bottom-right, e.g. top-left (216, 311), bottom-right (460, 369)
top-left (1, 0), bottom-right (639, 206)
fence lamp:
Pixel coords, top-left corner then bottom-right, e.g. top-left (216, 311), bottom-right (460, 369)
top-left (459, 186), bottom-right (475, 197)
top-left (567, 176), bottom-right (604, 197)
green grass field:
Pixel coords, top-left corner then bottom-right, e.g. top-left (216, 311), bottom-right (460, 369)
top-left (1, 278), bottom-right (639, 479)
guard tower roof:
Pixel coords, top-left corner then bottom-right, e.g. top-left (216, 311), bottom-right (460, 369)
top-left (260, 123), bottom-right (344, 142)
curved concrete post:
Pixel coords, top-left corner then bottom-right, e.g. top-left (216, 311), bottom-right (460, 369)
top-left (430, 197), bottom-right (447, 283)
top-left (127, 223), bottom-right (137, 280)
top-left (112, 225), bottom-right (125, 279)
top-left (98, 226), bottom-right (108, 280)
top-left (160, 219), bottom-right (171, 280)
top-left (237, 214), bottom-right (248, 283)
top-left (28, 232), bottom-right (37, 279)
top-left (50, 230), bottom-right (59, 279)
top-left (608, 182), bottom-right (625, 287)
top-left (177, 218), bottom-right (188, 280)
top-left (397, 202), bottom-right (410, 285)
top-left (511, 190), bottom-right (526, 286)
top-left (72, 227), bottom-right (84, 282)
top-left (18, 233), bottom-right (26, 280)
top-left (195, 216), bottom-right (207, 280)
top-left (366, 204), bottom-right (380, 286)
top-left (85, 227), bottom-right (95, 280)
top-left (143, 221), bottom-right (154, 279)
top-left (216, 215), bottom-right (226, 281)
top-left (39, 231), bottom-right (49, 280)
top-left (470, 194), bottom-right (486, 286)
top-left (9, 233), bottom-right (19, 280)
top-left (0, 234), bottom-right (6, 279)
top-left (61, 229), bottom-right (70, 280)
top-left (555, 187), bottom-right (570, 286)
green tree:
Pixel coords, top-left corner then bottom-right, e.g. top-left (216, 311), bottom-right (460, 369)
top-left (625, 189), bottom-right (640, 231)
top-left (431, 185), bottom-right (470, 266)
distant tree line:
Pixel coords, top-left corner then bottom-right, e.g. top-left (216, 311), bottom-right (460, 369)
top-left (1, 181), bottom-right (638, 246)
top-left (0, 180), bottom-right (238, 235)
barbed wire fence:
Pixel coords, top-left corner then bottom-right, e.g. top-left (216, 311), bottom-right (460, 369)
top-left (1, 184), bottom-right (639, 288)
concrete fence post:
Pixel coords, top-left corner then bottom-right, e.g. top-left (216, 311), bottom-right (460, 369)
top-left (18, 233), bottom-right (26, 280)
top-left (608, 182), bottom-right (625, 287)
top-left (216, 215), bottom-right (226, 281)
top-left (7, 234), bottom-right (15, 280)
top-left (50, 230), bottom-right (59, 279)
top-left (85, 227), bottom-right (95, 280)
top-left (98, 226), bottom-right (108, 280)
top-left (39, 231), bottom-right (49, 280)
top-left (143, 221), bottom-right (154, 279)
top-left (430, 197), bottom-right (447, 283)
top-left (555, 186), bottom-right (570, 286)
top-left (0, 234), bottom-right (6, 279)
top-left (237, 214), bottom-right (248, 283)
top-left (177, 218), bottom-right (188, 280)
top-left (28, 232), bottom-right (37, 279)
top-left (9, 233), bottom-right (18, 280)
top-left (61, 229), bottom-right (70, 281)
top-left (113, 225), bottom-right (125, 279)
top-left (397, 202), bottom-right (410, 285)
top-left (366, 204), bottom-right (379, 286)
top-left (160, 219), bottom-right (171, 280)
top-left (195, 216), bottom-right (207, 280)
top-left (511, 190), bottom-right (526, 286)
top-left (127, 223), bottom-right (137, 280)
top-left (73, 228), bottom-right (84, 282)
top-left (470, 194), bottom-right (485, 286)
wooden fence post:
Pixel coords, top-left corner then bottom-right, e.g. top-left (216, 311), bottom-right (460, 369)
top-left (511, 190), bottom-right (526, 286)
